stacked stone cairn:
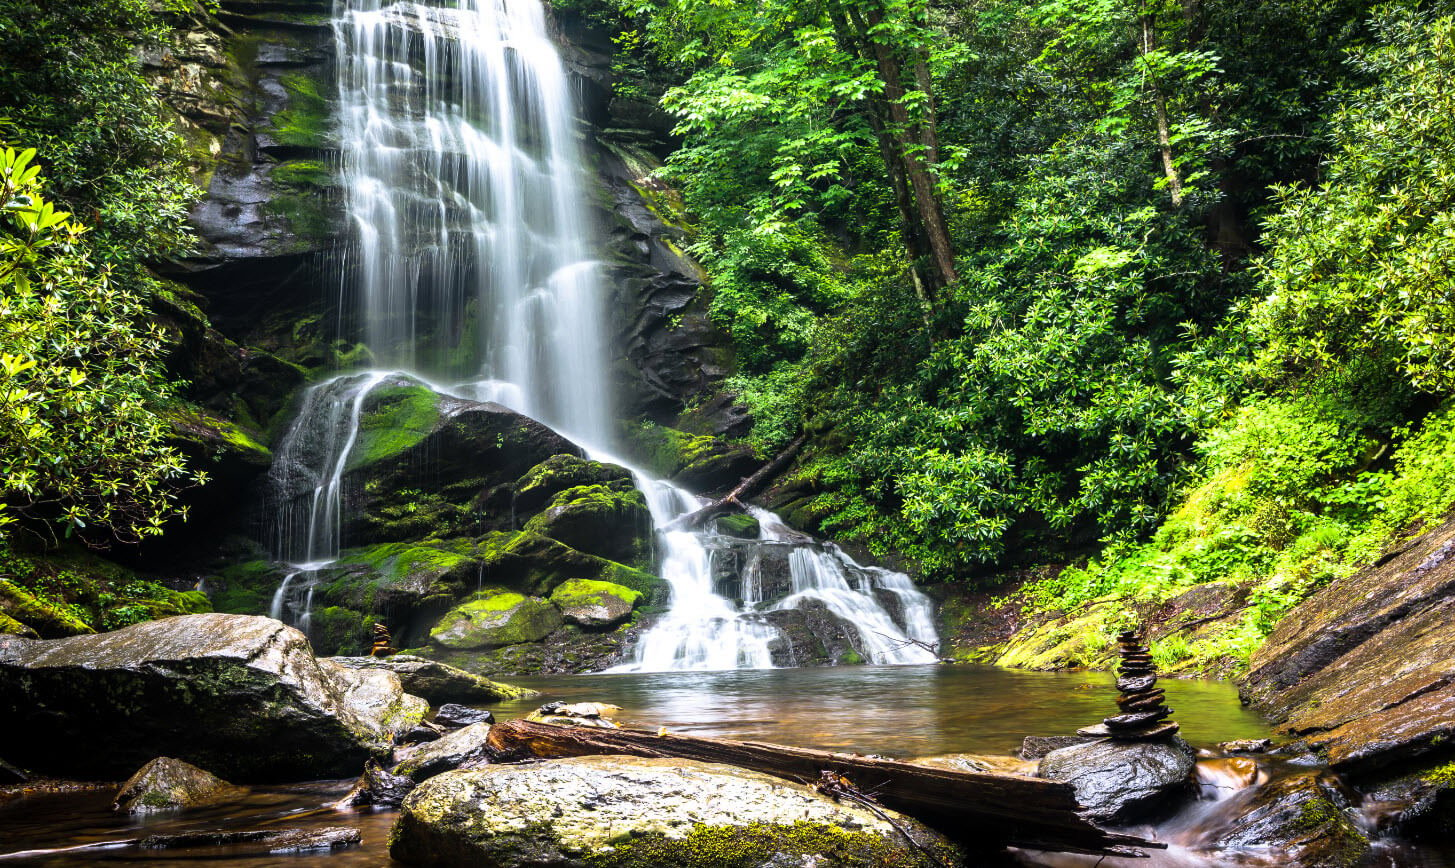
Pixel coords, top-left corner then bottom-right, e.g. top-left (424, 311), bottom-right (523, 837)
top-left (1077, 630), bottom-right (1179, 740)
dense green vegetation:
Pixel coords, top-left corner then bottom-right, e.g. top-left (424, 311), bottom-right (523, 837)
top-left (0, 0), bottom-right (201, 545)
top-left (588, 0), bottom-right (1455, 665)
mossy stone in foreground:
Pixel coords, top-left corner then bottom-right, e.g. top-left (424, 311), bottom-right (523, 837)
top-left (113, 757), bottom-right (248, 814)
top-left (389, 756), bottom-right (961, 867)
top-left (513, 455), bottom-right (634, 515)
top-left (548, 579), bottom-right (642, 628)
top-left (429, 592), bottom-right (563, 650)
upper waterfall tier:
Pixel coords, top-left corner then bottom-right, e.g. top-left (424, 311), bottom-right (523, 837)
top-left (335, 0), bottom-right (611, 443)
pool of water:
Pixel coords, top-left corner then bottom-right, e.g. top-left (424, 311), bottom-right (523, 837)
top-left (0, 663), bottom-right (1374, 868)
top-left (494, 663), bottom-right (1270, 756)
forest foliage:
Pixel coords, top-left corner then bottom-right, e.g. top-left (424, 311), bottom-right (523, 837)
top-left (589, 0), bottom-right (1455, 658)
top-left (0, 0), bottom-right (201, 544)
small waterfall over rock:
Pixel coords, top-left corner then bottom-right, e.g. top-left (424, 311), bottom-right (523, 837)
top-left (256, 0), bottom-right (939, 669)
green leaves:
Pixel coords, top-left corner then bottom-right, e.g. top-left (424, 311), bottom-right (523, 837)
top-left (0, 146), bottom-right (199, 543)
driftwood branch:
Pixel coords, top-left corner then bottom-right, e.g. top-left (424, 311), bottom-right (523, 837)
top-left (486, 719), bottom-right (1162, 858)
top-left (666, 434), bottom-right (807, 531)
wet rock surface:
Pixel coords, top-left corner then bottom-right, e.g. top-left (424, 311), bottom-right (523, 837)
top-left (0, 614), bottom-right (406, 781)
top-left (1037, 736), bottom-right (1197, 824)
top-left (1242, 513), bottom-right (1455, 778)
top-left (336, 759), bottom-right (416, 808)
top-left (113, 757), bottom-right (247, 814)
top-left (1193, 771), bottom-right (1369, 867)
top-left (392, 722), bottom-right (494, 782)
top-left (548, 578), bottom-right (642, 628)
top-left (389, 756), bottom-right (962, 867)
top-left (327, 655), bottom-right (536, 703)
top-left (141, 826), bottom-right (362, 854)
top-left (432, 703), bottom-right (494, 729)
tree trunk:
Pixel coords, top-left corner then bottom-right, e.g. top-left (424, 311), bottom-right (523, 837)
top-left (1141, 10), bottom-right (1184, 208)
top-left (485, 719), bottom-right (1164, 858)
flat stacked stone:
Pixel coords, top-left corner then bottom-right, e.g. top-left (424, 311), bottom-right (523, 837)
top-left (1077, 630), bottom-right (1179, 740)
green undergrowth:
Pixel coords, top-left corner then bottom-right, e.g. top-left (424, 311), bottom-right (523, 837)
top-left (1002, 396), bottom-right (1455, 674)
top-left (0, 539), bottom-right (210, 636)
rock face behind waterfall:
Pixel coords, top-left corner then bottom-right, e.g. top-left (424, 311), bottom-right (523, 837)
top-left (0, 613), bottom-right (425, 781)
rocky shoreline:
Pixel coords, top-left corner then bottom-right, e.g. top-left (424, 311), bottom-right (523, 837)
top-left (2, 612), bottom-right (1450, 866)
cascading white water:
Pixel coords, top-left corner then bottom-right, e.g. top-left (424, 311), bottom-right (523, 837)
top-left (335, 0), bottom-right (611, 440)
top-left (261, 0), bottom-right (940, 669)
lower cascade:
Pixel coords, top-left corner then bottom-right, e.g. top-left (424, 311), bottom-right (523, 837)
top-left (261, 370), bottom-right (939, 671)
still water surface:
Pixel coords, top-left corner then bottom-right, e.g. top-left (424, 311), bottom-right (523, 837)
top-left (0, 664), bottom-right (1268, 866)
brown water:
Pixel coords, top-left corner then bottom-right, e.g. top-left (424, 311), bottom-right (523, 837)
top-left (0, 664), bottom-right (1444, 866)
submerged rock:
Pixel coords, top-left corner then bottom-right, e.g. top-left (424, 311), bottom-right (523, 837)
top-left (1037, 736), bottom-right (1196, 824)
top-left (140, 826), bottom-right (362, 853)
top-left (0, 614), bottom-right (415, 781)
top-left (328, 655), bottom-right (537, 703)
top-left (389, 756), bottom-right (962, 867)
top-left (1194, 771), bottom-right (1369, 867)
top-left (393, 722), bottom-right (494, 782)
top-left (113, 757), bottom-right (247, 814)
top-left (336, 759), bottom-right (417, 808)
top-left (433, 703), bottom-right (494, 729)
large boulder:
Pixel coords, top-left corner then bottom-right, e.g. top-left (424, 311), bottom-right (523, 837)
top-left (0, 614), bottom-right (423, 781)
top-left (328, 655), bottom-right (536, 703)
top-left (1037, 737), bottom-right (1197, 824)
top-left (390, 756), bottom-right (963, 867)
top-left (1242, 513), bottom-right (1455, 778)
top-left (113, 757), bottom-right (247, 814)
top-left (548, 579), bottom-right (642, 628)
top-left (522, 482), bottom-right (653, 566)
top-left (429, 592), bottom-right (564, 650)
top-left (513, 455), bottom-right (635, 515)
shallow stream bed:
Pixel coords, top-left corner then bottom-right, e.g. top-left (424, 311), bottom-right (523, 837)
top-left (2, 664), bottom-right (1450, 866)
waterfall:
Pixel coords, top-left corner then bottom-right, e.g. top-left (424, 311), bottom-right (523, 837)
top-left (334, 0), bottom-right (611, 440)
top-left (259, 0), bottom-right (939, 669)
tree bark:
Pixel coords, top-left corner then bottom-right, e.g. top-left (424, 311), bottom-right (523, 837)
top-left (1141, 9), bottom-right (1184, 208)
top-left (485, 719), bottom-right (1164, 858)
top-left (665, 434), bottom-right (806, 532)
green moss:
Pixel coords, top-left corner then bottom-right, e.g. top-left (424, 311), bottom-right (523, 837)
top-left (348, 385), bottom-right (441, 469)
top-left (430, 591), bottom-right (563, 649)
top-left (1424, 761), bottom-right (1455, 788)
top-left (587, 820), bottom-right (950, 868)
top-left (624, 421), bottom-right (734, 479)
top-left (167, 407), bottom-right (271, 462)
top-left (210, 560), bottom-right (286, 615)
top-left (0, 541), bottom-right (211, 636)
top-left (266, 72), bottom-right (332, 149)
top-left (549, 578), bottom-right (642, 609)
top-left (270, 159), bottom-right (333, 189)
top-left (309, 606), bottom-right (373, 656)
top-left (714, 513), bottom-right (761, 539)
top-left (0, 611), bottom-right (35, 637)
top-left (838, 649), bottom-right (865, 665)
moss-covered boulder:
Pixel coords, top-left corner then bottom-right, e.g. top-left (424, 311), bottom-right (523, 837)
top-left (0, 614), bottom-right (414, 781)
top-left (713, 512), bottom-right (760, 539)
top-left (113, 757), bottom-right (248, 814)
top-left (430, 592), bottom-right (564, 650)
top-left (624, 422), bottom-right (759, 495)
top-left (549, 579), bottom-right (642, 628)
top-left (514, 455), bottom-right (635, 515)
top-left (334, 378), bottom-right (584, 544)
top-left (389, 757), bottom-right (962, 867)
top-left (522, 483), bottom-right (652, 566)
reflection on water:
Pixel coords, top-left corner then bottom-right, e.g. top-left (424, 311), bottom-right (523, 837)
top-left (496, 663), bottom-right (1271, 756)
top-left (0, 781), bottom-right (395, 866)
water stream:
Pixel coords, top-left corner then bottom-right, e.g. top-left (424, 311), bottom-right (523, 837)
top-left (259, 0), bottom-right (937, 671)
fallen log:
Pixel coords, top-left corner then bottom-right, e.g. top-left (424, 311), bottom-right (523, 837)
top-left (486, 719), bottom-right (1163, 858)
top-left (665, 433), bottom-right (806, 532)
